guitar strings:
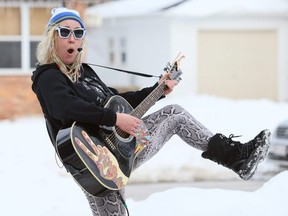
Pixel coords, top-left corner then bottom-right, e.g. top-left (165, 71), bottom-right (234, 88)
top-left (104, 80), bottom-right (168, 148)
top-left (103, 58), bottom-right (182, 148)
top-left (90, 56), bottom-right (180, 145)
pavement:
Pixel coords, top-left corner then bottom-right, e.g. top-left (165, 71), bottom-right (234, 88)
top-left (126, 159), bottom-right (288, 201)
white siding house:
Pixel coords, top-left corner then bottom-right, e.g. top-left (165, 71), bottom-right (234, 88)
top-left (85, 0), bottom-right (288, 101)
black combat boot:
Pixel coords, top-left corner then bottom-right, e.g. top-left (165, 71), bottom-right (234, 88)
top-left (201, 130), bottom-right (271, 180)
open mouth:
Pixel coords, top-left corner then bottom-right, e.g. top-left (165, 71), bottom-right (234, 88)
top-left (67, 48), bottom-right (74, 54)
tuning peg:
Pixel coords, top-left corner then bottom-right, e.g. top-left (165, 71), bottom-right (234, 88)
top-left (163, 62), bottom-right (171, 72)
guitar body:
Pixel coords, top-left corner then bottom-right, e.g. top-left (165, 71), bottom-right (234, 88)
top-left (56, 96), bottom-right (149, 196)
top-left (55, 53), bottom-right (184, 196)
top-left (56, 128), bottom-right (109, 196)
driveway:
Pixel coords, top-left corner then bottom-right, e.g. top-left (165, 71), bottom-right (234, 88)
top-left (126, 180), bottom-right (264, 200)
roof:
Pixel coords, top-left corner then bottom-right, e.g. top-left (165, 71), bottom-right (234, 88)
top-left (166, 0), bottom-right (288, 17)
top-left (86, 0), bottom-right (186, 18)
top-left (87, 0), bottom-right (288, 18)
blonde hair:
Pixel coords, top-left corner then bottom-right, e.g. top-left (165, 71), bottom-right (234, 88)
top-left (36, 24), bottom-right (85, 82)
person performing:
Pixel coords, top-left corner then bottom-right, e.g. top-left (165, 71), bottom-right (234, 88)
top-left (31, 7), bottom-right (271, 216)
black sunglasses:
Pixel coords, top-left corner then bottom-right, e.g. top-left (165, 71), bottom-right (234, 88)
top-left (55, 26), bottom-right (86, 39)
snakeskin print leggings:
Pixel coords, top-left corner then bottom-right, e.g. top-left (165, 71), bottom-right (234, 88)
top-left (84, 104), bottom-right (213, 215)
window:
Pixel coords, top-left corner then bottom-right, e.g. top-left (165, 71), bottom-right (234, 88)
top-left (120, 37), bottom-right (127, 64)
top-left (30, 41), bottom-right (39, 67)
top-left (109, 37), bottom-right (115, 64)
top-left (30, 8), bottom-right (51, 36)
top-left (0, 41), bottom-right (21, 68)
top-left (0, 7), bottom-right (21, 69)
top-left (121, 52), bottom-right (126, 64)
top-left (0, 7), bottom-right (21, 35)
top-left (0, 6), bottom-right (53, 73)
top-left (108, 37), bottom-right (127, 65)
top-left (29, 8), bottom-right (52, 68)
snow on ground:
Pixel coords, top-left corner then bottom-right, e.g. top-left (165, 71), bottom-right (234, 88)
top-left (128, 171), bottom-right (288, 216)
top-left (1, 94), bottom-right (288, 216)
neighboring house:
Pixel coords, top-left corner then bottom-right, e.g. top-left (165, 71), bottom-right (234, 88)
top-left (86, 0), bottom-right (288, 101)
top-left (0, 0), bottom-right (109, 119)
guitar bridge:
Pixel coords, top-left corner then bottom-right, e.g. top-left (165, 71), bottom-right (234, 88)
top-left (105, 137), bottom-right (116, 151)
top-left (98, 130), bottom-right (116, 151)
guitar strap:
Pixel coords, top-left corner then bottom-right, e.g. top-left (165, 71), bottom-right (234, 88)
top-left (85, 62), bottom-right (161, 78)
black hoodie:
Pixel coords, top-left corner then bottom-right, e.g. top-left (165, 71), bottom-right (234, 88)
top-left (31, 63), bottom-right (159, 137)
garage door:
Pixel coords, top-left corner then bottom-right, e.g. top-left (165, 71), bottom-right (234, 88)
top-left (198, 30), bottom-right (277, 100)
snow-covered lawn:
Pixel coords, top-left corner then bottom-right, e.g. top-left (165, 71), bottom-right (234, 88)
top-left (1, 94), bottom-right (287, 215)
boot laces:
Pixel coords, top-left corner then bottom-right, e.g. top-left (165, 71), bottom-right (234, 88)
top-left (227, 134), bottom-right (242, 145)
top-left (228, 134), bottom-right (256, 160)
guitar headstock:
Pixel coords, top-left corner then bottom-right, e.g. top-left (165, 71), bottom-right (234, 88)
top-left (163, 52), bottom-right (185, 83)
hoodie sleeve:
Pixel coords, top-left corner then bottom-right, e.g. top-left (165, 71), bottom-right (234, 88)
top-left (34, 69), bottom-right (116, 127)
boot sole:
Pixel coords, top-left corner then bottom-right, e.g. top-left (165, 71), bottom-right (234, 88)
top-left (238, 130), bottom-right (271, 181)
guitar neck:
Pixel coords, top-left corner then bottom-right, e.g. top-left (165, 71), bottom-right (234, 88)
top-left (130, 81), bottom-right (166, 119)
top-left (129, 52), bottom-right (184, 119)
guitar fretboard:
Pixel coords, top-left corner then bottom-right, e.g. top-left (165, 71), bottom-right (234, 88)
top-left (130, 81), bottom-right (166, 118)
top-left (129, 52), bottom-right (184, 119)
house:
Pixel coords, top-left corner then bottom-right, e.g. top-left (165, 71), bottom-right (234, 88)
top-left (1, 0), bottom-right (288, 119)
top-left (86, 0), bottom-right (288, 101)
top-left (0, 0), bottom-right (110, 119)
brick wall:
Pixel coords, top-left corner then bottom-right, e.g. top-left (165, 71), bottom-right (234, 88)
top-left (0, 75), bottom-right (139, 120)
top-left (0, 76), bottom-right (42, 120)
